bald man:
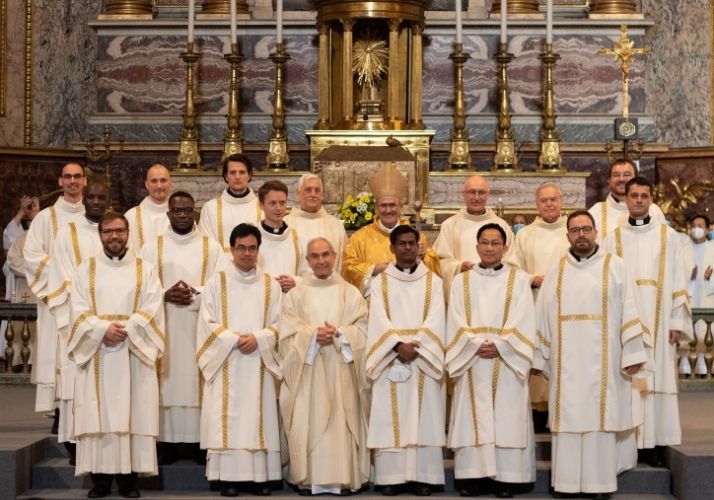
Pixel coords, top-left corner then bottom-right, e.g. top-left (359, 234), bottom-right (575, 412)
top-left (126, 164), bottom-right (172, 252)
top-left (433, 176), bottom-right (512, 293)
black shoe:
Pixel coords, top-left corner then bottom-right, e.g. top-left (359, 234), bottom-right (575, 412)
top-left (340, 489), bottom-right (352, 496)
top-left (64, 442), bottom-right (76, 466)
top-left (87, 486), bottom-right (111, 498)
top-left (381, 484), bottom-right (400, 496)
top-left (590, 494), bottom-right (611, 500)
top-left (50, 408), bottom-right (59, 435)
top-left (298, 489), bottom-right (312, 496)
top-left (551, 492), bottom-right (577, 499)
top-left (411, 483), bottom-right (431, 496)
top-left (221, 486), bottom-right (240, 497)
top-left (157, 442), bottom-right (178, 465)
top-left (192, 444), bottom-right (207, 465)
top-left (118, 487), bottom-right (141, 498)
top-left (493, 481), bottom-right (513, 498)
top-left (253, 483), bottom-right (271, 496)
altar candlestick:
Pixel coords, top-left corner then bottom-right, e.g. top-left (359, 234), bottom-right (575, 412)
top-left (188, 0), bottom-right (195, 44)
top-left (456, 0), bottom-right (462, 44)
top-left (546, 0), bottom-right (553, 45)
top-left (276, 0), bottom-right (283, 44)
top-left (500, 0), bottom-right (507, 44)
top-left (230, 0), bottom-right (237, 45)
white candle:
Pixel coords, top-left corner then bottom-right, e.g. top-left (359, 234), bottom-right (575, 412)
top-left (187, 0), bottom-right (195, 44)
top-left (455, 0), bottom-right (462, 44)
top-left (276, 0), bottom-right (283, 44)
top-left (546, 0), bottom-right (553, 45)
top-left (230, 0), bottom-right (237, 45)
top-left (500, 0), bottom-right (507, 45)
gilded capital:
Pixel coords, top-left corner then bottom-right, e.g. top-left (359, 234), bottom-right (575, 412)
top-left (491, 0), bottom-right (539, 14)
top-left (590, 0), bottom-right (638, 14)
top-left (202, 0), bottom-right (250, 15)
top-left (103, 0), bottom-right (153, 15)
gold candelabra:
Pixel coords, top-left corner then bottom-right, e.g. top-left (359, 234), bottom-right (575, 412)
top-left (222, 43), bottom-right (243, 161)
top-left (177, 42), bottom-right (202, 170)
top-left (493, 42), bottom-right (519, 171)
top-left (85, 125), bottom-right (124, 210)
top-left (448, 43), bottom-right (472, 170)
top-left (538, 43), bottom-right (564, 171)
top-left (266, 42), bottom-right (291, 170)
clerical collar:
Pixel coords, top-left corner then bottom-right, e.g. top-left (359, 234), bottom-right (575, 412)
top-left (395, 262), bottom-right (419, 274)
top-left (237, 266), bottom-right (257, 278)
top-left (609, 193), bottom-right (622, 204)
top-left (261, 220), bottom-right (288, 235)
top-left (105, 249), bottom-right (128, 261)
top-left (226, 187), bottom-right (251, 199)
top-left (569, 244), bottom-right (599, 262)
top-left (377, 218), bottom-right (399, 233)
top-left (628, 215), bottom-right (651, 226)
top-left (478, 263), bottom-right (504, 271)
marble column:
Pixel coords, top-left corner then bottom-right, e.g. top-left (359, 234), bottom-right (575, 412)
top-left (387, 18), bottom-right (401, 125)
top-left (409, 23), bottom-right (425, 130)
top-left (491, 0), bottom-right (539, 15)
top-left (590, 0), bottom-right (638, 14)
top-left (341, 18), bottom-right (354, 126)
top-left (103, 0), bottom-right (153, 15)
top-left (316, 21), bottom-right (330, 129)
top-left (202, 0), bottom-right (249, 15)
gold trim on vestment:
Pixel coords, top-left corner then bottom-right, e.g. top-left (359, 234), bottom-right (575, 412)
top-left (258, 364), bottom-right (266, 449)
top-left (380, 273), bottom-right (391, 320)
top-left (89, 258), bottom-right (98, 313)
top-left (136, 310), bottom-right (165, 341)
top-left (255, 200), bottom-right (261, 225)
top-left (220, 270), bottom-right (229, 448)
top-left (422, 271), bottom-right (433, 321)
top-left (47, 279), bottom-right (70, 302)
top-left (672, 289), bottom-right (688, 301)
top-left (50, 206), bottom-right (58, 238)
top-left (653, 225), bottom-right (667, 349)
top-left (94, 352), bottom-right (101, 431)
top-left (614, 226), bottom-right (622, 257)
top-left (157, 235), bottom-right (164, 284)
top-left (492, 268), bottom-right (517, 404)
top-left (367, 328), bottom-right (445, 359)
top-left (467, 367), bottom-right (479, 444)
top-left (390, 380), bottom-right (400, 447)
top-left (98, 314), bottom-right (130, 321)
top-left (554, 256), bottom-right (566, 431)
top-left (200, 236), bottom-right (209, 286)
top-left (132, 259), bottom-right (143, 314)
top-left (536, 329), bottom-right (551, 348)
top-left (222, 362), bottom-right (229, 448)
top-left (216, 197), bottom-right (226, 251)
top-left (463, 271), bottom-right (472, 326)
top-left (601, 205), bottom-right (608, 237)
top-left (135, 206), bottom-right (145, 248)
top-left (196, 326), bottom-right (228, 361)
top-left (29, 255), bottom-right (50, 290)
top-left (636, 278), bottom-right (658, 287)
top-left (561, 314), bottom-right (602, 321)
top-left (69, 222), bottom-right (82, 266)
top-left (620, 318), bottom-right (640, 335)
top-left (448, 326), bottom-right (535, 353)
top-left (599, 253), bottom-right (612, 431)
top-left (290, 229), bottom-right (300, 276)
top-left (417, 371), bottom-right (425, 415)
top-left (68, 311), bottom-right (91, 345)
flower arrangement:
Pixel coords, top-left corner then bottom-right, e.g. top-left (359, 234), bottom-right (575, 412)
top-left (337, 192), bottom-right (376, 230)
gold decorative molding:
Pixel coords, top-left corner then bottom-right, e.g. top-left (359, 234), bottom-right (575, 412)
top-left (23, 0), bottom-right (32, 147)
top-left (0, 0), bottom-right (5, 116)
top-left (102, 0), bottom-right (153, 16)
top-left (202, 0), bottom-right (249, 15)
top-left (590, 0), bottom-right (637, 14)
top-left (492, 0), bottom-right (539, 15)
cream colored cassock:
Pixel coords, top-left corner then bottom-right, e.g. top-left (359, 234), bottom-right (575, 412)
top-left (366, 263), bottom-right (447, 486)
top-left (604, 221), bottom-right (692, 449)
top-left (446, 265), bottom-right (536, 483)
top-left (257, 225), bottom-right (309, 284)
top-left (504, 215), bottom-right (569, 409)
top-left (68, 253), bottom-right (165, 476)
top-left (536, 249), bottom-right (648, 494)
top-left (24, 196), bottom-right (84, 411)
top-left (588, 193), bottom-right (665, 244)
top-left (278, 274), bottom-right (370, 493)
top-left (342, 220), bottom-right (440, 297)
top-left (199, 189), bottom-right (263, 253)
top-left (141, 227), bottom-right (225, 443)
top-left (125, 196), bottom-right (169, 252)
top-left (285, 207), bottom-right (347, 272)
top-left (196, 266), bottom-right (283, 482)
top-left (47, 216), bottom-right (103, 443)
top-left (432, 208), bottom-right (512, 294)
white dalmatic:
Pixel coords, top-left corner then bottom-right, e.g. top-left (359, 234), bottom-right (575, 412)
top-left (446, 265), bottom-right (536, 483)
top-left (285, 207), bottom-right (348, 271)
top-left (196, 266), bottom-right (282, 482)
top-left (279, 273), bottom-right (370, 493)
top-left (141, 227), bottom-right (225, 443)
top-left (199, 189), bottom-right (262, 253)
top-left (432, 208), bottom-right (512, 294)
top-left (366, 263), bottom-right (447, 486)
top-left (47, 215), bottom-right (103, 443)
top-left (126, 196), bottom-right (169, 252)
top-left (257, 224), bottom-right (308, 285)
top-left (24, 196), bottom-right (84, 411)
top-left (68, 253), bottom-right (165, 476)
top-left (605, 221), bottom-right (692, 448)
top-left (589, 193), bottom-right (665, 244)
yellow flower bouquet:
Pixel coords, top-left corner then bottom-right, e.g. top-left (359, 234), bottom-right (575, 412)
top-left (337, 192), bottom-right (376, 230)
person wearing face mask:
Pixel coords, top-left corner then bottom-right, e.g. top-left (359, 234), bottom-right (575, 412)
top-left (511, 214), bottom-right (527, 234)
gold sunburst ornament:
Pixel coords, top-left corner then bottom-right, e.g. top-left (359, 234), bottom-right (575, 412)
top-left (353, 39), bottom-right (389, 89)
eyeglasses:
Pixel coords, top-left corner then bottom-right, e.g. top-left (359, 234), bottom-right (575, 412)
top-left (61, 173), bottom-right (84, 181)
top-left (464, 189), bottom-right (489, 197)
top-left (100, 228), bottom-right (128, 236)
top-left (477, 239), bottom-right (504, 247)
top-left (232, 245), bottom-right (259, 254)
top-left (169, 207), bottom-right (194, 215)
top-left (568, 226), bottom-right (594, 235)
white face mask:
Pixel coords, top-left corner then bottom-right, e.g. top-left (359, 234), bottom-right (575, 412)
top-left (691, 227), bottom-right (706, 240)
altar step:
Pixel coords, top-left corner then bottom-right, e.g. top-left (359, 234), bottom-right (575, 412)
top-left (19, 438), bottom-right (672, 498)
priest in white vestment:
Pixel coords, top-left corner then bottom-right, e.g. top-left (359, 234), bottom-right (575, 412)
top-left (433, 175), bottom-right (512, 295)
top-left (140, 191), bottom-right (225, 464)
top-left (342, 164), bottom-right (440, 296)
top-left (366, 225), bottom-right (446, 496)
top-left (279, 238), bottom-right (370, 495)
top-left (589, 159), bottom-right (664, 244)
top-left (68, 213), bottom-right (165, 498)
top-left (447, 223), bottom-right (536, 497)
top-left (199, 154), bottom-right (262, 253)
top-left (537, 210), bottom-right (647, 497)
top-left (285, 174), bottom-right (347, 272)
top-left (196, 223), bottom-right (282, 497)
top-left (603, 177), bottom-right (692, 467)
top-left (125, 164), bottom-right (171, 252)
top-left (24, 163), bottom-right (85, 413)
top-left (257, 180), bottom-right (308, 293)
top-left (47, 182), bottom-right (110, 461)
top-left (504, 182), bottom-right (569, 427)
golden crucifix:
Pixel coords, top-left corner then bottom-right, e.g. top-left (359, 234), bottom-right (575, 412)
top-left (598, 25), bottom-right (651, 119)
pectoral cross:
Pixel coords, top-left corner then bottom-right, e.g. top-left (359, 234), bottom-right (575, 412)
top-left (21, 291), bottom-right (31, 303)
top-left (598, 25), bottom-right (651, 119)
